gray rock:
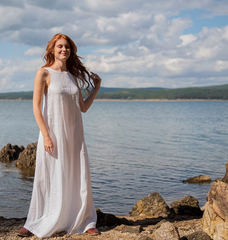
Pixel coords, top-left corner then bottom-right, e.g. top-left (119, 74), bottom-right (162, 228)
top-left (183, 175), bottom-right (211, 184)
top-left (152, 222), bottom-right (180, 240)
top-left (16, 142), bottom-right (37, 171)
top-left (0, 143), bottom-right (24, 162)
top-left (171, 196), bottom-right (203, 216)
top-left (130, 192), bottom-right (173, 218)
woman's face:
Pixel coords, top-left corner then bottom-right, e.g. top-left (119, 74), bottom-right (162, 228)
top-left (53, 38), bottom-right (71, 62)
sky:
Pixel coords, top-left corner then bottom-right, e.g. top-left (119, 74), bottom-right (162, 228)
top-left (0, 0), bottom-right (228, 92)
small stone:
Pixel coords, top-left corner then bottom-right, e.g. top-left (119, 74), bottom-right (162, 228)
top-left (183, 175), bottom-right (211, 184)
top-left (152, 222), bottom-right (180, 240)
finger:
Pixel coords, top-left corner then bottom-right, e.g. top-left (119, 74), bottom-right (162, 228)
top-left (91, 74), bottom-right (97, 79)
top-left (91, 72), bottom-right (99, 78)
top-left (49, 147), bottom-right (53, 153)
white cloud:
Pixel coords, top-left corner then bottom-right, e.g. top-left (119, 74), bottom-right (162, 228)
top-left (0, 0), bottom-right (228, 91)
top-left (0, 58), bottom-right (43, 92)
top-left (178, 34), bottom-right (197, 47)
top-left (0, 77), bottom-right (7, 90)
top-left (215, 61), bottom-right (228, 72)
top-left (24, 47), bottom-right (44, 56)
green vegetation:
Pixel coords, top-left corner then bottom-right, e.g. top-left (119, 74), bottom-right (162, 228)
top-left (0, 91), bottom-right (33, 100)
top-left (95, 85), bottom-right (228, 100)
top-left (1, 84), bottom-right (228, 100)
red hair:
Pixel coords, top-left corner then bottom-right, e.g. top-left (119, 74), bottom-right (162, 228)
top-left (42, 33), bottom-right (94, 92)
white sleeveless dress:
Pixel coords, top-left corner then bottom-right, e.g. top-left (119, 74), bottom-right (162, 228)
top-left (23, 67), bottom-right (97, 238)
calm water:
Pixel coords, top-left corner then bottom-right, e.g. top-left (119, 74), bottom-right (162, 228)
top-left (0, 100), bottom-right (228, 218)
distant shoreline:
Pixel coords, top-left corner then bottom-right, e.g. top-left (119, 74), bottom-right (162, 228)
top-left (0, 98), bottom-right (227, 102)
top-left (94, 98), bottom-right (227, 102)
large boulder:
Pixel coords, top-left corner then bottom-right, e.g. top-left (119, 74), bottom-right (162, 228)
top-left (0, 143), bottom-right (24, 162)
top-left (16, 142), bottom-right (37, 171)
top-left (171, 196), bottom-right (203, 216)
top-left (183, 175), bottom-right (211, 184)
top-left (152, 222), bottom-right (180, 240)
top-left (130, 192), bottom-right (173, 218)
top-left (202, 181), bottom-right (228, 239)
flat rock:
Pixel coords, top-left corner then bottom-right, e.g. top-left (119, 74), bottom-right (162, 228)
top-left (0, 143), bottom-right (24, 162)
top-left (152, 222), bottom-right (180, 240)
top-left (174, 218), bottom-right (202, 238)
top-left (16, 142), bottom-right (37, 172)
top-left (130, 192), bottom-right (173, 218)
top-left (171, 196), bottom-right (203, 216)
top-left (183, 175), bottom-right (211, 184)
top-left (114, 224), bottom-right (143, 234)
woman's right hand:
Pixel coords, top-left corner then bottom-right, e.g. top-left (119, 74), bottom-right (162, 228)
top-left (43, 135), bottom-right (54, 153)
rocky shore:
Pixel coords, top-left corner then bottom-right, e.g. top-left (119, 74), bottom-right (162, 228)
top-left (1, 143), bottom-right (228, 239)
top-left (0, 194), bottom-right (205, 240)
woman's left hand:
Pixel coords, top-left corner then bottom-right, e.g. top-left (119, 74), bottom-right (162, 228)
top-left (90, 72), bottom-right (101, 90)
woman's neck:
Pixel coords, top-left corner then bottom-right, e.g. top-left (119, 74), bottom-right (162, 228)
top-left (51, 61), bottom-right (67, 72)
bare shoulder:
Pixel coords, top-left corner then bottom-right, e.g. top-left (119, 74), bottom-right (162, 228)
top-left (36, 68), bottom-right (49, 77)
top-left (35, 68), bottom-right (50, 87)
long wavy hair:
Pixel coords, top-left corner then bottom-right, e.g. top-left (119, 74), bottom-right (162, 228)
top-left (42, 33), bottom-right (94, 93)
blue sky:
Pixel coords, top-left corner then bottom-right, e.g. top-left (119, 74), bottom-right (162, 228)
top-left (0, 0), bottom-right (228, 92)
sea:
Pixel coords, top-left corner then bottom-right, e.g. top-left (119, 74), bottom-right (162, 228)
top-left (0, 100), bottom-right (227, 218)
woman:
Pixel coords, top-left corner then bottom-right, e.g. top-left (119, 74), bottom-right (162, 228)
top-left (16, 33), bottom-right (101, 238)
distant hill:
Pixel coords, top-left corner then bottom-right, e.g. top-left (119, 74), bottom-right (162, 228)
top-left (0, 84), bottom-right (228, 100)
top-left (96, 84), bottom-right (228, 100)
top-left (94, 87), bottom-right (164, 92)
top-left (0, 91), bottom-right (33, 100)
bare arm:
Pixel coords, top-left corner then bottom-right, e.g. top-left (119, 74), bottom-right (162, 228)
top-left (73, 72), bottom-right (101, 113)
top-left (33, 68), bottom-right (54, 153)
